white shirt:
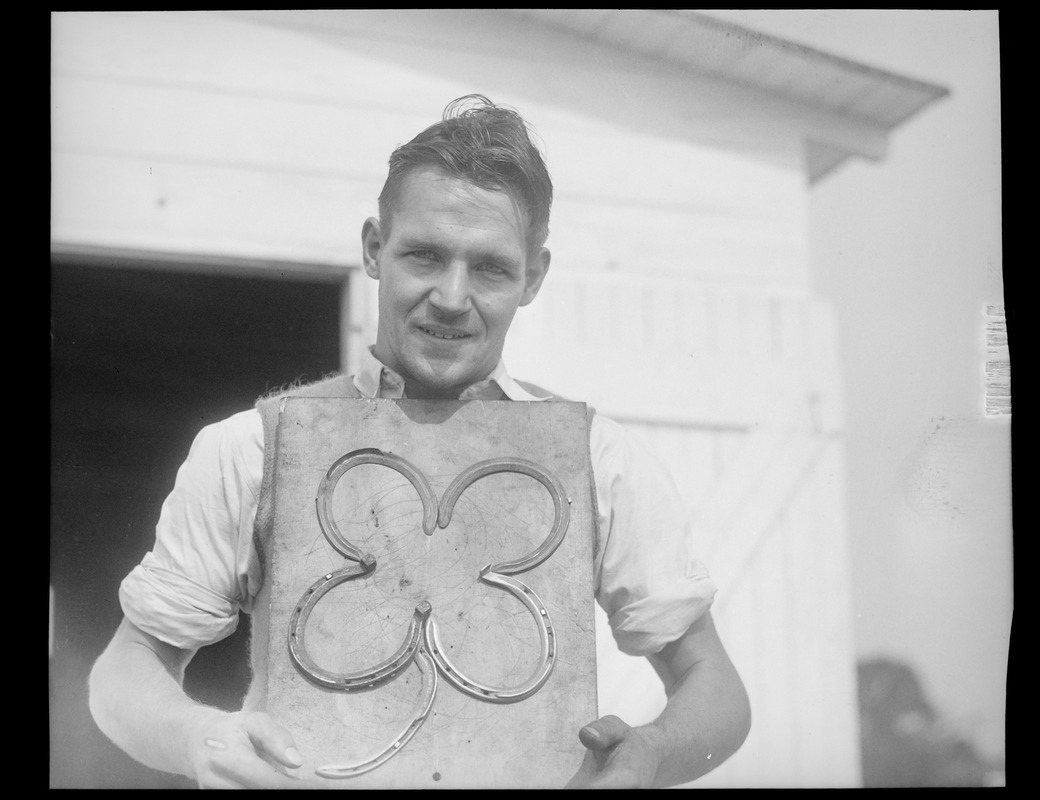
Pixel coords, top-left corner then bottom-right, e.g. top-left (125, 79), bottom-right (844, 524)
top-left (120, 349), bottom-right (716, 657)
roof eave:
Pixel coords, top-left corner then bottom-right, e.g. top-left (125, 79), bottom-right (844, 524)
top-left (508, 9), bottom-right (950, 183)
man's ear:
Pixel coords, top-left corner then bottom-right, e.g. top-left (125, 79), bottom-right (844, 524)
top-left (361, 217), bottom-right (383, 279)
top-left (519, 247), bottom-right (551, 307)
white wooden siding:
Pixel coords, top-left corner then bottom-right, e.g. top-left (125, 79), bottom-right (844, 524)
top-left (505, 273), bottom-right (842, 431)
top-left (52, 11), bottom-right (812, 288)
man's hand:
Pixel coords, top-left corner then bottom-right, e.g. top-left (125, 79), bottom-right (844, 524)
top-left (186, 709), bottom-right (305, 789)
top-left (565, 715), bottom-right (663, 788)
top-left (89, 618), bottom-right (309, 787)
top-left (566, 612), bottom-right (751, 789)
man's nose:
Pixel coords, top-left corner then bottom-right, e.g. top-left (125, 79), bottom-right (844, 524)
top-left (428, 262), bottom-right (472, 315)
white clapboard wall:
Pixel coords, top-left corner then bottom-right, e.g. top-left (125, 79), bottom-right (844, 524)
top-left (52, 11), bottom-right (863, 787)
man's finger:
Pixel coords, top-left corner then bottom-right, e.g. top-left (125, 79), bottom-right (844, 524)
top-left (578, 714), bottom-right (631, 750)
top-left (242, 711), bottom-right (304, 768)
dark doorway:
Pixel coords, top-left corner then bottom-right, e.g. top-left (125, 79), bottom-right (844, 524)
top-left (50, 256), bottom-right (343, 788)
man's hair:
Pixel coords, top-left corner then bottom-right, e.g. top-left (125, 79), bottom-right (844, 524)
top-left (377, 95), bottom-right (553, 253)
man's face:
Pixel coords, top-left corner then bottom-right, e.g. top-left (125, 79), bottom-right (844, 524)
top-left (362, 167), bottom-right (550, 399)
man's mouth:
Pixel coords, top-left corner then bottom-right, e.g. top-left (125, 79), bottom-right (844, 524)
top-left (417, 325), bottom-right (471, 341)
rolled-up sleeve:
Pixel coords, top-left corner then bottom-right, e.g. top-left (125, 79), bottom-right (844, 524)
top-left (119, 409), bottom-right (265, 650)
top-left (590, 415), bottom-right (717, 657)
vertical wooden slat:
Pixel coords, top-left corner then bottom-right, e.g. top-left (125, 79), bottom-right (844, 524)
top-left (755, 517), bottom-right (799, 785)
top-left (786, 476), bottom-right (824, 784)
top-left (814, 443), bottom-right (862, 784)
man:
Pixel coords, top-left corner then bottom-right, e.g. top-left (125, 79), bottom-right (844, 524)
top-left (89, 95), bottom-right (750, 788)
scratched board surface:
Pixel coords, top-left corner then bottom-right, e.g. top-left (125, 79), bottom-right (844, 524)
top-left (260, 398), bottom-right (598, 789)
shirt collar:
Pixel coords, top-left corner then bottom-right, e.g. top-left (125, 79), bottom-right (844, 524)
top-left (352, 346), bottom-right (549, 402)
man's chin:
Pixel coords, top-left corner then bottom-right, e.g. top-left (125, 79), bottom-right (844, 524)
top-left (407, 363), bottom-right (485, 400)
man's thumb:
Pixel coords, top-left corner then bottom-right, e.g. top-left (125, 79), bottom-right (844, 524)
top-left (578, 714), bottom-right (631, 751)
top-left (243, 711), bottom-right (304, 767)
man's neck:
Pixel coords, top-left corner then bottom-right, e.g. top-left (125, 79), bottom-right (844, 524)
top-left (403, 381), bottom-right (466, 401)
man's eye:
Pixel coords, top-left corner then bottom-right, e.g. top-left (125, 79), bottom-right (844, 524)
top-left (409, 250), bottom-right (437, 261)
top-left (477, 263), bottom-right (507, 275)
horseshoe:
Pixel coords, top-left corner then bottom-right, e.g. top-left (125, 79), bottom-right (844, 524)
top-left (288, 561), bottom-right (427, 691)
top-left (438, 457), bottom-right (571, 574)
top-left (314, 625), bottom-right (439, 779)
top-left (424, 567), bottom-right (556, 703)
top-left (316, 449), bottom-right (439, 555)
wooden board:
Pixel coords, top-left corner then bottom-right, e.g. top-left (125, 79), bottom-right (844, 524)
top-left (259, 398), bottom-right (598, 789)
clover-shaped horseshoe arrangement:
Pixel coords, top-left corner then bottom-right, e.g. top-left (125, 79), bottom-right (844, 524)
top-left (287, 447), bottom-right (572, 779)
